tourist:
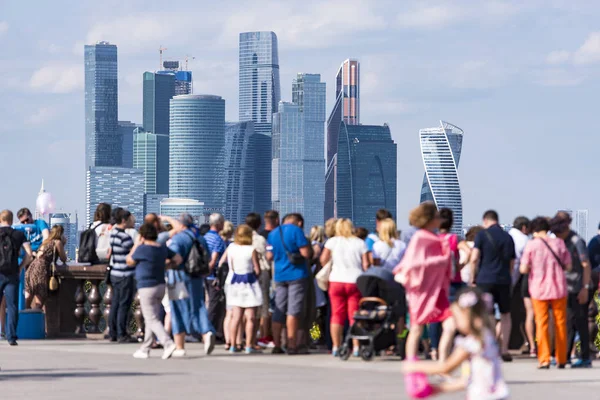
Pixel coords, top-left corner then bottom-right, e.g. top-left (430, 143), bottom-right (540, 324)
top-left (468, 210), bottom-right (516, 361)
top-left (372, 218), bottom-right (406, 272)
top-left (245, 212), bottom-right (273, 348)
top-left (509, 216), bottom-right (534, 357)
top-left (320, 218), bottom-right (369, 357)
top-left (16, 208), bottom-right (49, 254)
top-left (551, 212), bottom-right (593, 368)
top-left (204, 213), bottom-right (227, 342)
top-left (266, 213), bottom-right (313, 354)
top-left (0, 210), bottom-right (33, 346)
top-left (220, 221), bottom-right (234, 245)
top-left (458, 226), bottom-right (483, 284)
top-left (127, 222), bottom-right (181, 359)
top-left (90, 203), bottom-right (112, 262)
top-left (225, 224), bottom-right (263, 354)
top-left (310, 225), bottom-right (328, 345)
top-left (587, 223), bottom-right (600, 271)
top-left (25, 225), bottom-right (67, 309)
top-left (365, 209), bottom-right (393, 256)
top-left (324, 218), bottom-right (337, 239)
top-left (125, 212), bottom-right (138, 243)
top-left (403, 288), bottom-right (509, 400)
top-left (144, 213), bottom-right (171, 245)
top-left (354, 227), bottom-right (368, 241)
top-left (108, 208), bottom-right (136, 343)
top-left (519, 217), bottom-right (571, 369)
top-left (394, 202), bottom-right (455, 365)
top-left (260, 210), bottom-right (280, 239)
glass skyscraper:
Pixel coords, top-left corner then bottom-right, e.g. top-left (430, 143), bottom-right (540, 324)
top-left (84, 42), bottom-right (120, 169)
top-left (169, 95), bottom-right (225, 216)
top-left (160, 198), bottom-right (205, 225)
top-left (272, 73), bottom-right (325, 231)
top-left (118, 120), bottom-right (138, 168)
top-left (143, 72), bottom-right (175, 136)
top-left (239, 31), bottom-right (281, 215)
top-left (86, 167), bottom-right (145, 226)
top-left (335, 122), bottom-right (396, 231)
top-left (419, 121), bottom-right (464, 235)
top-left (133, 128), bottom-right (169, 195)
top-left (325, 59), bottom-right (360, 220)
top-left (224, 121), bottom-right (256, 227)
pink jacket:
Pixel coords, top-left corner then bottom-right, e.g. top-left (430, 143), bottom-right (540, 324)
top-left (394, 229), bottom-right (451, 325)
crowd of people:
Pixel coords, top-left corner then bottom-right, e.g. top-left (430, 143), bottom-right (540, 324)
top-left (2, 201), bottom-right (600, 398)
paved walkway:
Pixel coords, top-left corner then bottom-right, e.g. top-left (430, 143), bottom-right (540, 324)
top-left (2, 340), bottom-right (599, 399)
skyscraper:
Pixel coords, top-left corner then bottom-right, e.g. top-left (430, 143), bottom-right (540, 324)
top-left (224, 121), bottom-right (256, 226)
top-left (160, 60), bottom-right (193, 95)
top-left (239, 31), bottom-right (281, 215)
top-left (133, 128), bottom-right (169, 195)
top-left (325, 59), bottom-right (360, 220)
top-left (335, 122), bottom-right (396, 230)
top-left (84, 42), bottom-right (120, 169)
top-left (419, 121), bottom-right (464, 235)
top-left (169, 95), bottom-right (225, 216)
top-left (86, 167), bottom-right (145, 226)
top-left (118, 120), bottom-right (138, 168)
top-left (143, 71), bottom-right (175, 135)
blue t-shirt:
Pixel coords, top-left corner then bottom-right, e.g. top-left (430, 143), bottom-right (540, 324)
top-left (474, 224), bottom-right (516, 285)
top-left (365, 233), bottom-right (379, 252)
top-left (204, 230), bottom-right (226, 280)
top-left (267, 224), bottom-right (310, 283)
top-left (14, 220), bottom-right (49, 252)
top-left (132, 244), bottom-right (175, 289)
top-left (168, 229), bottom-right (208, 270)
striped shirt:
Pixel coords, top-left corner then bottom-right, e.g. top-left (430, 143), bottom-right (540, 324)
top-left (109, 228), bottom-right (135, 277)
top-left (204, 230), bottom-right (226, 280)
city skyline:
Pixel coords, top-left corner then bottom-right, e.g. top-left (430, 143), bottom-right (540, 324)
top-left (4, 1), bottom-right (600, 230)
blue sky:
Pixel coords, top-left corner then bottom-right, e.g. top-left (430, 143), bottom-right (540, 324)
top-left (1, 0), bottom-right (600, 234)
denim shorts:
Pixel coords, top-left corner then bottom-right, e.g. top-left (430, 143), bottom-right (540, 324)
top-left (273, 278), bottom-right (307, 323)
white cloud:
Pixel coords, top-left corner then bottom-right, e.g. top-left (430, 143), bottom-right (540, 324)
top-left (397, 5), bottom-right (463, 29)
top-left (29, 64), bottom-right (84, 94)
top-left (0, 21), bottom-right (8, 37)
top-left (534, 68), bottom-right (585, 87)
top-left (27, 106), bottom-right (61, 125)
top-left (573, 31), bottom-right (600, 65)
top-left (546, 50), bottom-right (570, 65)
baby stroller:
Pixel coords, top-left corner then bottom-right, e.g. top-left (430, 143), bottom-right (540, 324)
top-left (339, 267), bottom-right (406, 361)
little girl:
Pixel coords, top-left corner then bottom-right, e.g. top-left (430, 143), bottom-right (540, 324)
top-left (403, 288), bottom-right (509, 400)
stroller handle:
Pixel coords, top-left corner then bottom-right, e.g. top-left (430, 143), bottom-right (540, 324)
top-left (359, 297), bottom-right (388, 307)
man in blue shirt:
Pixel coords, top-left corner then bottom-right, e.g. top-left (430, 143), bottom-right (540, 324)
top-left (204, 213), bottom-right (227, 342)
top-left (17, 208), bottom-right (49, 253)
top-left (267, 213), bottom-right (312, 354)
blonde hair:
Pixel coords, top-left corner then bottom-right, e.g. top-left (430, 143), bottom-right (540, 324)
top-left (378, 218), bottom-right (398, 247)
top-left (234, 224), bottom-right (253, 246)
top-left (335, 218), bottom-right (354, 238)
top-left (42, 225), bottom-right (64, 248)
top-left (220, 220), bottom-right (234, 241)
top-left (325, 218), bottom-right (337, 238)
top-left (409, 201), bottom-right (438, 229)
top-left (310, 226), bottom-right (325, 244)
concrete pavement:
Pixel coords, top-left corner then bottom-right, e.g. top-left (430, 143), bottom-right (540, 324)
top-left (1, 340), bottom-right (599, 399)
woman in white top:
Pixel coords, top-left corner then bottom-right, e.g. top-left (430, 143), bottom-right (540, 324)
top-left (225, 224), bottom-right (263, 354)
top-left (372, 218), bottom-right (406, 271)
top-left (320, 219), bottom-right (369, 357)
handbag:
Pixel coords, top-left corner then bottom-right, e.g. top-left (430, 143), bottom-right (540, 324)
top-left (278, 226), bottom-right (306, 265)
top-left (167, 280), bottom-right (190, 300)
top-left (48, 244), bottom-right (59, 292)
top-left (316, 261), bottom-right (332, 291)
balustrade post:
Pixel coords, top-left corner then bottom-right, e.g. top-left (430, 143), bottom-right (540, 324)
top-left (87, 280), bottom-right (102, 333)
top-left (103, 284), bottom-right (112, 336)
top-left (73, 280), bottom-right (86, 334)
top-left (133, 291), bottom-right (144, 341)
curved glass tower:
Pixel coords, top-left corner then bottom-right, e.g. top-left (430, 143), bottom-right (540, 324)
top-left (419, 120), bottom-right (464, 235)
top-left (169, 95), bottom-right (225, 215)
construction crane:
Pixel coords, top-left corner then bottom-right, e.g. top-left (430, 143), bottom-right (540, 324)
top-left (159, 45), bottom-right (168, 70)
top-left (185, 54), bottom-right (195, 70)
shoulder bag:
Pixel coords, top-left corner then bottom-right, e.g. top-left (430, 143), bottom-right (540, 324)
top-left (484, 230), bottom-right (509, 263)
top-left (539, 238), bottom-right (567, 270)
top-left (278, 226), bottom-right (306, 265)
top-left (49, 244), bottom-right (59, 292)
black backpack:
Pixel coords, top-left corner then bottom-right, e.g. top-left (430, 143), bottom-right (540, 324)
top-left (79, 224), bottom-right (99, 264)
top-left (184, 232), bottom-right (210, 278)
top-left (0, 229), bottom-right (16, 275)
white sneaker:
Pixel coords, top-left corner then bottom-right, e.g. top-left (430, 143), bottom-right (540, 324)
top-left (133, 350), bottom-right (149, 359)
top-left (204, 332), bottom-right (215, 356)
top-left (162, 343), bottom-right (177, 360)
top-left (172, 349), bottom-right (186, 358)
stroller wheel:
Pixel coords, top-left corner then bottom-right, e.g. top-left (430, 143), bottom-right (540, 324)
top-left (339, 344), bottom-right (351, 361)
top-left (361, 346), bottom-right (375, 361)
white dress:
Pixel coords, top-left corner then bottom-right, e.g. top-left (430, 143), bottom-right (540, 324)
top-left (225, 243), bottom-right (263, 308)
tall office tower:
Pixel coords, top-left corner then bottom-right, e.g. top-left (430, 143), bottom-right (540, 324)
top-left (160, 198), bottom-right (205, 224)
top-left (272, 73), bottom-right (326, 231)
top-left (575, 209), bottom-right (589, 242)
top-left (169, 95), bottom-right (225, 216)
top-left (335, 122), bottom-right (396, 231)
top-left (324, 59), bottom-right (359, 220)
top-left (224, 121), bottom-right (256, 226)
top-left (239, 31), bottom-right (281, 215)
top-left (133, 127), bottom-right (169, 195)
top-left (84, 41), bottom-right (120, 169)
top-left (160, 61), bottom-right (193, 95)
top-left (419, 121), bottom-right (464, 236)
top-left (50, 213), bottom-right (78, 260)
top-left (118, 121), bottom-right (138, 168)
top-left (86, 167), bottom-right (145, 226)
top-left (143, 71), bottom-right (175, 135)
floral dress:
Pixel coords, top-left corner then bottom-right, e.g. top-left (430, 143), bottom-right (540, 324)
top-left (25, 243), bottom-right (55, 305)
